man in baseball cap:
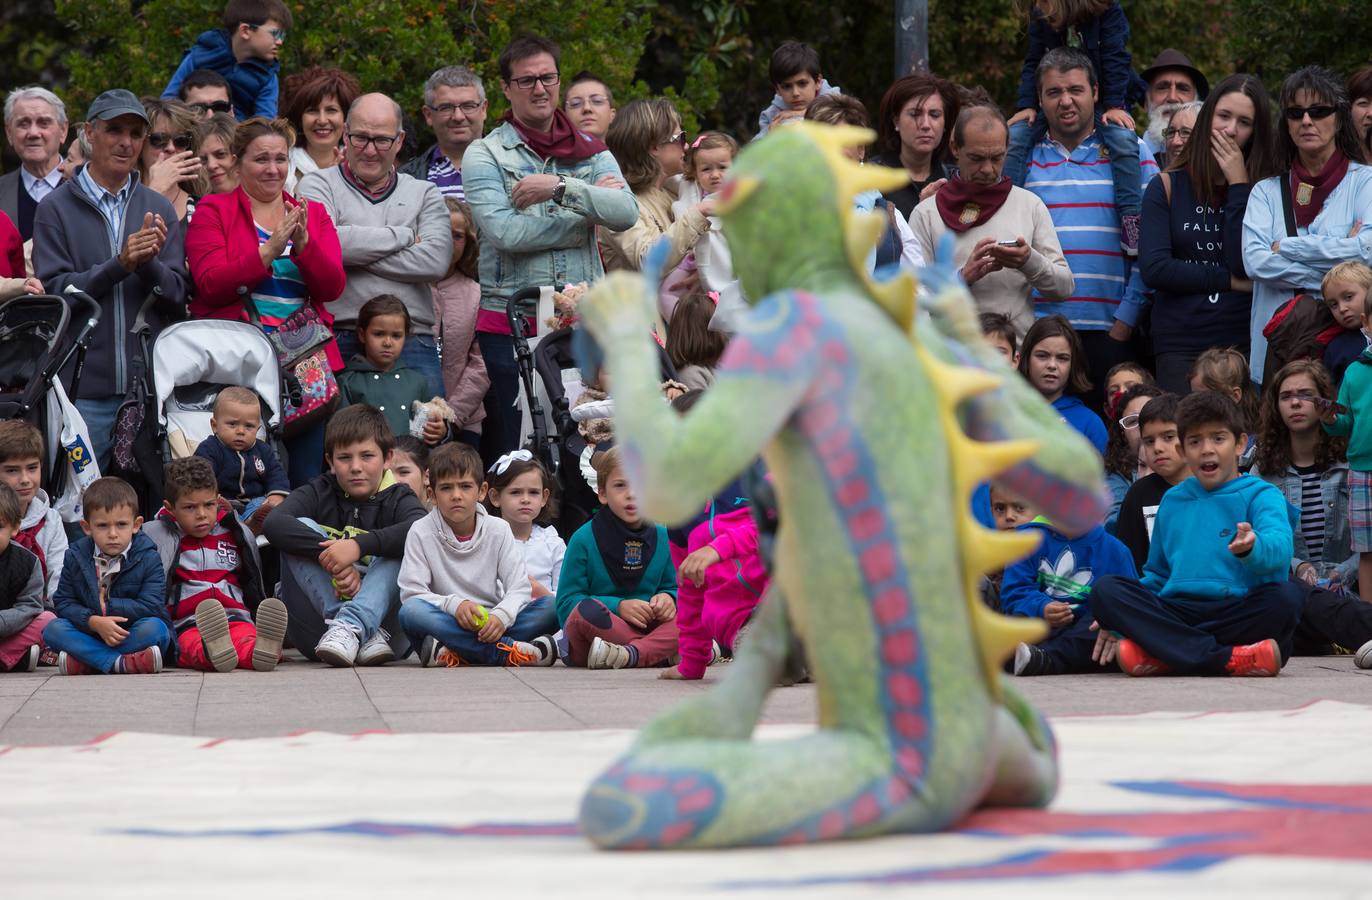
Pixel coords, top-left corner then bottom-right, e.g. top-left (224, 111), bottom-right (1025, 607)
top-left (1141, 50), bottom-right (1210, 157)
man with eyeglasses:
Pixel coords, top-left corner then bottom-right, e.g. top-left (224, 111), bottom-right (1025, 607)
top-left (463, 33), bottom-right (637, 460)
top-left (161, 0), bottom-right (291, 120)
top-left (177, 69), bottom-right (236, 120)
top-left (400, 66), bottom-right (488, 201)
top-left (297, 92), bottom-right (453, 398)
top-left (1140, 49), bottom-right (1209, 160)
top-left (1, 86), bottom-right (68, 244)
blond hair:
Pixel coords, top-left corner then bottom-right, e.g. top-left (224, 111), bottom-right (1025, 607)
top-left (1322, 261), bottom-right (1372, 315)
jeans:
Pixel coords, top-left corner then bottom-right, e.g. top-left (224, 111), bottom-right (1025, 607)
top-left (1033, 612), bottom-right (1101, 673)
top-left (1006, 116), bottom-right (1143, 216)
top-left (399, 596), bottom-right (558, 665)
top-left (42, 616), bottom-right (174, 673)
top-left (73, 395), bottom-right (123, 471)
top-left (476, 331), bottom-right (521, 465)
top-left (335, 331), bottom-right (443, 400)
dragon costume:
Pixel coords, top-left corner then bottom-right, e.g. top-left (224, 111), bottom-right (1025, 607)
top-left (575, 122), bottom-right (1108, 850)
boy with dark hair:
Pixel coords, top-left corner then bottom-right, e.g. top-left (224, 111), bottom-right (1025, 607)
top-left (1089, 391), bottom-right (1304, 677)
top-left (0, 420), bottom-right (67, 604)
top-left (757, 40), bottom-right (840, 136)
top-left (496, 32), bottom-right (561, 81)
top-left (0, 484), bottom-right (53, 672)
top-left (979, 312), bottom-right (1019, 364)
top-left (397, 443), bottom-right (557, 667)
top-left (1115, 393), bottom-right (1191, 570)
top-left (43, 478), bottom-right (173, 675)
top-left (161, 0), bottom-right (291, 120)
top-left (144, 457), bottom-right (288, 672)
top-left (263, 404), bottom-right (426, 667)
top-left (193, 386), bottom-right (289, 533)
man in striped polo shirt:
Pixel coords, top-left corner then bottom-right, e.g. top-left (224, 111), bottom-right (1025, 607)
top-left (1023, 48), bottom-right (1158, 410)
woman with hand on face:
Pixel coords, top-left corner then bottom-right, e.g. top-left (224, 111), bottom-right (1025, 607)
top-left (184, 117), bottom-right (346, 484)
top-left (198, 112), bottom-right (239, 194)
top-left (871, 74), bottom-right (961, 220)
top-left (1140, 75), bottom-right (1278, 394)
top-left (140, 97), bottom-right (208, 227)
top-left (281, 66), bottom-right (360, 195)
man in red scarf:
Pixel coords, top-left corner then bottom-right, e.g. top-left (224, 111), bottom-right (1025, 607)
top-left (908, 106), bottom-right (1074, 340)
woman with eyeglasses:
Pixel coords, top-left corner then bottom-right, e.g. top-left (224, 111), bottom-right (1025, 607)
top-left (281, 66), bottom-right (360, 195)
top-left (1243, 65), bottom-right (1372, 383)
top-left (1102, 381), bottom-right (1162, 532)
top-left (563, 71), bottom-right (616, 139)
top-left (1140, 74), bottom-right (1278, 395)
top-left (1159, 100), bottom-right (1201, 168)
top-left (140, 97), bottom-right (209, 227)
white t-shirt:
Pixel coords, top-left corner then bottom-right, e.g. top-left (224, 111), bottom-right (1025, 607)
top-left (518, 524), bottom-right (566, 592)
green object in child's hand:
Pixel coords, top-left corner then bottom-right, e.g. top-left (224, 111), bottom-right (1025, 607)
top-left (472, 606), bottom-right (489, 628)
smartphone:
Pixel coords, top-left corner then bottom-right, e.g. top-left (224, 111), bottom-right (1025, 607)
top-left (997, 239), bottom-right (1020, 246)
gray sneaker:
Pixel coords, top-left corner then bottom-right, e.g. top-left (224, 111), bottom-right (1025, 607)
top-left (251, 597), bottom-right (289, 672)
top-left (587, 636), bottom-right (632, 670)
top-left (1356, 639), bottom-right (1372, 670)
top-left (356, 628), bottom-right (395, 667)
top-left (315, 623), bottom-right (360, 667)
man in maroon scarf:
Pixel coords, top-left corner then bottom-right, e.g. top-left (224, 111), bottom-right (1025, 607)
top-left (908, 106), bottom-right (1074, 339)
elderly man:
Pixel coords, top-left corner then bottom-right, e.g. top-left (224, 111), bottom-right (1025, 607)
top-left (297, 92), bottom-right (452, 396)
top-left (32, 89), bottom-right (188, 467)
top-left (401, 65), bottom-right (487, 200)
top-left (1140, 49), bottom-right (1209, 159)
top-left (464, 33), bottom-right (637, 459)
top-left (2, 87), bottom-right (68, 243)
top-left (909, 106), bottom-right (1072, 339)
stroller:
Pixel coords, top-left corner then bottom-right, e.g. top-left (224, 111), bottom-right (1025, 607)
top-left (0, 290), bottom-right (103, 521)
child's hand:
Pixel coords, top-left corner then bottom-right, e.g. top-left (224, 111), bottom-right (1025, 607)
top-left (455, 600), bottom-right (484, 631)
top-left (1228, 522), bottom-right (1256, 557)
top-left (772, 107), bottom-right (805, 127)
top-left (1007, 108), bottom-right (1036, 127)
top-left (333, 567), bottom-right (361, 598)
top-left (1042, 601), bottom-right (1074, 629)
top-left (477, 613), bottom-right (508, 644)
top-left (649, 592), bottom-right (677, 622)
top-left (22, 276), bottom-right (43, 295)
top-left (1296, 562), bottom-right (1318, 586)
top-left (421, 416), bottom-right (447, 445)
top-left (618, 598), bottom-right (653, 629)
top-left (678, 546), bottom-right (721, 587)
top-left (658, 666), bottom-right (689, 680)
top-left (89, 615), bottom-right (130, 647)
top-left (529, 576), bottom-right (552, 599)
top-left (318, 538), bottom-right (361, 574)
top-left (1089, 620), bottom-right (1119, 665)
top-left (1102, 107), bottom-right (1135, 130)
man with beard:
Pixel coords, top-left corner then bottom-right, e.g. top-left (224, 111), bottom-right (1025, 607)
top-left (1141, 49), bottom-right (1209, 163)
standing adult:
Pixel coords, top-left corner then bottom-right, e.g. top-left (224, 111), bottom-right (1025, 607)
top-left (1243, 66), bottom-right (1372, 383)
top-left (185, 117), bottom-right (346, 485)
top-left (908, 105), bottom-right (1073, 339)
top-left (177, 69), bottom-right (235, 118)
top-left (1141, 75), bottom-right (1278, 395)
top-left (564, 71), bottom-right (616, 140)
top-left (281, 66), bottom-right (360, 195)
top-left (1159, 101), bottom-right (1202, 169)
top-left (31, 90), bottom-right (188, 468)
top-left (871, 74), bottom-right (960, 220)
top-left (1348, 66), bottom-right (1372, 146)
top-left (139, 97), bottom-right (208, 228)
top-left (401, 66), bottom-right (487, 200)
top-left (463, 33), bottom-right (637, 460)
top-left (1140, 49), bottom-right (1208, 158)
top-left (297, 92), bottom-right (452, 398)
top-left (198, 112), bottom-right (239, 195)
top-left (1, 87), bottom-right (67, 243)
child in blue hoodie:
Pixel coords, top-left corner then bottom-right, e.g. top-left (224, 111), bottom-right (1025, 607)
top-left (161, 0), bottom-right (291, 120)
top-left (1019, 315), bottom-right (1107, 453)
top-left (1089, 391), bottom-right (1305, 677)
top-left (1002, 499), bottom-right (1137, 676)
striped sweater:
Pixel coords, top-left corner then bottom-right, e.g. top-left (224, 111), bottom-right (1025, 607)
top-left (1024, 130), bottom-right (1157, 330)
top-left (146, 506), bottom-right (260, 635)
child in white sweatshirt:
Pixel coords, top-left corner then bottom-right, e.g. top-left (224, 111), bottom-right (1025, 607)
top-left (397, 444), bottom-right (558, 667)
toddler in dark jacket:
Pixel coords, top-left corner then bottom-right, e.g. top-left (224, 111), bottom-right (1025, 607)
top-left (194, 386), bottom-right (289, 532)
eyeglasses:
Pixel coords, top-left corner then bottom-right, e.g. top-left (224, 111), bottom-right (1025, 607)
top-left (507, 72), bottom-right (560, 91)
top-left (566, 94), bottom-right (610, 111)
top-left (147, 131), bottom-right (194, 151)
top-left (346, 132), bottom-right (399, 151)
top-left (1119, 413), bottom-right (1141, 430)
top-left (1161, 126), bottom-right (1193, 141)
top-left (660, 130), bottom-right (686, 147)
top-left (248, 24), bottom-right (287, 42)
top-left (1283, 104), bottom-right (1337, 121)
top-left (190, 100), bottom-right (233, 115)
top-left (426, 101), bottom-right (484, 117)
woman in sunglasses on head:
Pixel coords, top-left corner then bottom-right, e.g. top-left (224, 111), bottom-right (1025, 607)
top-left (1243, 65), bottom-right (1372, 384)
top-left (139, 97), bottom-right (209, 227)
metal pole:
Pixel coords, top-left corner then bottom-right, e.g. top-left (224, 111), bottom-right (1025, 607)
top-left (895, 0), bottom-right (929, 77)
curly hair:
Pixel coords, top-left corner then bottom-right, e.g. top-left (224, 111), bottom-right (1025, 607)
top-left (1103, 383), bottom-right (1163, 479)
top-left (1255, 359), bottom-right (1347, 476)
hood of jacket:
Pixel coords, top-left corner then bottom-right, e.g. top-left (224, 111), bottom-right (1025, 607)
top-left (20, 488), bottom-right (52, 530)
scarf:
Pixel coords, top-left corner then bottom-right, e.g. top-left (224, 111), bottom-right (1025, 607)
top-left (502, 109), bottom-right (607, 162)
top-left (934, 174), bottom-right (1014, 233)
top-left (1290, 150), bottom-right (1349, 228)
top-left (591, 506), bottom-right (658, 593)
top-left (341, 159), bottom-right (397, 204)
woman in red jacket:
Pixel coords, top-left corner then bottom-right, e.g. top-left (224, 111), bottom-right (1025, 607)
top-left (185, 117), bottom-right (346, 485)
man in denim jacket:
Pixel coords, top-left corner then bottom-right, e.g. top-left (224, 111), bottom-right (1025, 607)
top-left (463, 33), bottom-right (638, 458)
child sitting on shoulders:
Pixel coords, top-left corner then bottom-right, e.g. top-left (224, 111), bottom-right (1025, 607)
top-left (337, 294), bottom-right (450, 447)
top-left (161, 0), bottom-right (291, 119)
top-left (485, 450), bottom-right (564, 598)
top-left (0, 484), bottom-right (54, 672)
top-left (1321, 261), bottom-right (1372, 388)
top-left (193, 386), bottom-right (289, 533)
top-left (398, 444), bottom-right (557, 667)
top-left (556, 447), bottom-right (679, 669)
top-left (144, 457), bottom-right (289, 672)
top-left (43, 478), bottom-right (173, 675)
top-left (1019, 314), bottom-right (1107, 453)
top-left (0, 420), bottom-right (68, 604)
top-left (389, 436), bottom-right (431, 508)
top-left (432, 198), bottom-right (489, 446)
top-left (1115, 392), bottom-right (1189, 571)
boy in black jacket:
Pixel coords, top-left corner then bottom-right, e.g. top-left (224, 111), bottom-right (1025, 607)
top-left (263, 405), bottom-right (426, 667)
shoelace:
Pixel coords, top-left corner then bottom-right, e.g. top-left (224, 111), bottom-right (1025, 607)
top-left (437, 647), bottom-right (464, 668)
top-left (499, 642), bottom-right (538, 667)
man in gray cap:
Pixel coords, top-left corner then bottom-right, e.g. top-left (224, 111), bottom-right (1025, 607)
top-left (32, 89), bottom-right (188, 468)
top-left (1141, 49), bottom-right (1210, 158)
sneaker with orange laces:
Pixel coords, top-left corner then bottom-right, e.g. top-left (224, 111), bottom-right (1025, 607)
top-left (419, 637), bottom-right (465, 668)
top-left (115, 645), bottom-right (163, 675)
top-left (1225, 639), bottom-right (1281, 677)
top-left (499, 640), bottom-right (549, 667)
top-left (1117, 639), bottom-right (1171, 676)
top-left (57, 651), bottom-right (98, 675)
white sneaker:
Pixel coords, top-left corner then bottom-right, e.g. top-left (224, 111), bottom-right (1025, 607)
top-left (1356, 639), bottom-right (1372, 670)
top-left (18, 644), bottom-right (40, 672)
top-left (356, 628), bottom-right (395, 667)
top-left (529, 634), bottom-right (558, 666)
top-left (708, 640), bottom-right (723, 666)
top-left (419, 636), bottom-right (442, 668)
top-left (587, 636), bottom-right (632, 670)
top-left (315, 623), bottom-right (360, 667)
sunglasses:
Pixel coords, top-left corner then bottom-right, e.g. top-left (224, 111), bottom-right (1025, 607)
top-left (148, 131), bottom-right (194, 151)
top-left (1283, 105), bottom-right (1337, 121)
top-left (247, 23), bottom-right (288, 41)
top-left (661, 130), bottom-right (686, 147)
top-left (190, 100), bottom-right (233, 115)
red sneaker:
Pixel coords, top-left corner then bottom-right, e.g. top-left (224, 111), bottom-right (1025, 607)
top-left (57, 652), bottom-right (98, 675)
top-left (1117, 639), bottom-right (1171, 677)
top-left (1225, 639), bottom-right (1281, 677)
top-left (116, 646), bottom-right (163, 675)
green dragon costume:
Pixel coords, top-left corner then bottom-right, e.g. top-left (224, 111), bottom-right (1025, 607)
top-left (575, 122), bottom-right (1107, 850)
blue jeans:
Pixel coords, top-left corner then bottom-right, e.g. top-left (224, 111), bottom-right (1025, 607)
top-left (73, 395), bottom-right (123, 471)
top-left (42, 616), bottom-right (174, 673)
top-left (399, 596), bottom-right (558, 665)
top-left (476, 331), bottom-right (521, 465)
top-left (335, 331), bottom-right (443, 400)
top-left (1005, 116), bottom-right (1143, 217)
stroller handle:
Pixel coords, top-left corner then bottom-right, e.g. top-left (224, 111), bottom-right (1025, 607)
top-left (505, 287), bottom-right (543, 338)
top-left (61, 287), bottom-right (102, 336)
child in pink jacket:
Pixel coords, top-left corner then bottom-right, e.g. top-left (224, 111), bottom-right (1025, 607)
top-left (432, 198), bottom-right (490, 445)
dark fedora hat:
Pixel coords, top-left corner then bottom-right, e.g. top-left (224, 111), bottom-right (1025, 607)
top-left (1141, 49), bottom-right (1209, 100)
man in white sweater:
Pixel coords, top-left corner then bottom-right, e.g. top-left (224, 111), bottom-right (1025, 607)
top-left (397, 444), bottom-right (557, 666)
top-left (296, 92), bottom-right (453, 397)
top-left (908, 105), bottom-right (1073, 339)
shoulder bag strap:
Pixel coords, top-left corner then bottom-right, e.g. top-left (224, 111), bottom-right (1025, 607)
top-left (1279, 170), bottom-right (1298, 238)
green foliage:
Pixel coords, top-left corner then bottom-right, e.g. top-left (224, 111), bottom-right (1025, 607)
top-left (1228, 0), bottom-right (1372, 90)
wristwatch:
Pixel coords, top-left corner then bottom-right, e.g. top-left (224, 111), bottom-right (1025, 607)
top-left (552, 175), bottom-right (567, 205)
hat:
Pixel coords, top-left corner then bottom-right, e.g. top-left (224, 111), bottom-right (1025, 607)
top-left (85, 89), bottom-right (150, 124)
top-left (1141, 49), bottom-right (1209, 100)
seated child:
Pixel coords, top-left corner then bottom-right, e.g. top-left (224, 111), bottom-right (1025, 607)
top-left (1018, 315), bottom-right (1107, 454)
top-left (1002, 495), bottom-right (1137, 676)
top-left (1103, 383), bottom-right (1162, 532)
top-left (397, 444), bottom-right (557, 667)
top-left (337, 294), bottom-right (449, 447)
top-left (263, 404), bottom-right (427, 667)
top-left (1089, 391), bottom-right (1305, 677)
top-left (484, 450), bottom-right (565, 598)
top-left (144, 457), bottom-right (289, 672)
top-left (982, 482), bottom-right (1036, 610)
top-left (1115, 393), bottom-right (1189, 570)
top-left (161, 0), bottom-right (291, 120)
top-left (43, 478), bottom-right (173, 675)
top-left (979, 312), bottom-right (1019, 365)
top-left (1189, 348), bottom-right (1260, 470)
top-left (555, 447), bottom-right (680, 669)
top-left (389, 436), bottom-right (431, 508)
top-left (0, 420), bottom-right (68, 604)
top-left (1321, 261), bottom-right (1372, 388)
top-left (0, 484), bottom-right (54, 672)
top-left (194, 386), bottom-right (289, 532)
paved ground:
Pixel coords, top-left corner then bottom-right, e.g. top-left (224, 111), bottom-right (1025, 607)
top-left (0, 655), bottom-right (1366, 745)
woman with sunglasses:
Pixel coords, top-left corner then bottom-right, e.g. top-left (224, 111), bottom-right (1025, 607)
top-left (140, 97), bottom-right (208, 227)
top-left (1243, 65), bottom-right (1372, 383)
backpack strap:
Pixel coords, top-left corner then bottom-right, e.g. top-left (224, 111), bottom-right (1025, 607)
top-left (1279, 171), bottom-right (1298, 237)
